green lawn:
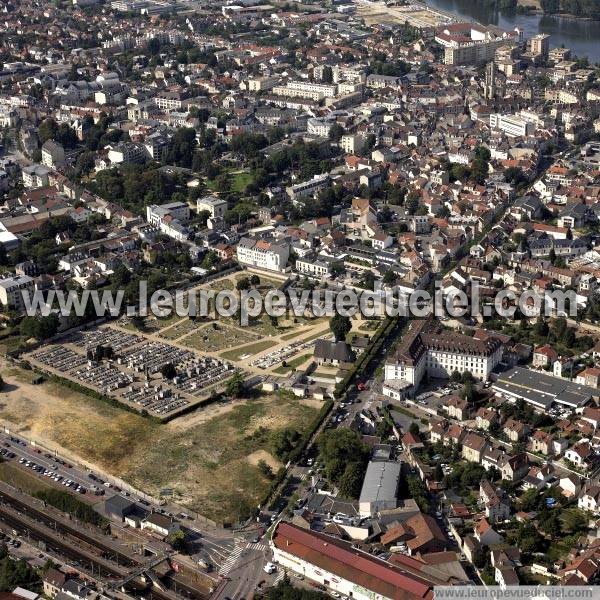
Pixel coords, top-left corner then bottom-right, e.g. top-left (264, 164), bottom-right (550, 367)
top-left (206, 170), bottom-right (254, 194)
top-left (231, 172), bottom-right (254, 193)
top-left (0, 463), bottom-right (56, 496)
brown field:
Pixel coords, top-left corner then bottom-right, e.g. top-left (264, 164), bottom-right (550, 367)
top-left (0, 360), bottom-right (320, 523)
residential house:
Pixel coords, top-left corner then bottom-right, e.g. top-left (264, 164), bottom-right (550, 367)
top-left (532, 344), bottom-right (559, 369)
top-left (141, 513), bottom-right (180, 537)
top-left (491, 547), bottom-right (521, 588)
top-left (559, 474), bottom-right (582, 498)
top-left (43, 569), bottom-right (67, 599)
top-left (578, 484), bottom-right (600, 513)
top-left (462, 432), bottom-right (488, 463)
top-left (565, 441), bottom-right (594, 470)
top-left (476, 408), bottom-right (498, 431)
top-left (479, 479), bottom-right (510, 523)
top-left (313, 339), bottom-right (356, 367)
top-left (499, 453), bottom-right (528, 482)
top-left (503, 418), bottom-right (529, 442)
top-left (529, 430), bottom-right (554, 456)
top-left (444, 396), bottom-right (471, 421)
top-left (474, 518), bottom-right (503, 547)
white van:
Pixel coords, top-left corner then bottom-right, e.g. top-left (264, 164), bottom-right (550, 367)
top-left (264, 562), bottom-right (277, 574)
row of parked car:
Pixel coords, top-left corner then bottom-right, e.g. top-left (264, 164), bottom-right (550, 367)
top-left (18, 457), bottom-right (87, 494)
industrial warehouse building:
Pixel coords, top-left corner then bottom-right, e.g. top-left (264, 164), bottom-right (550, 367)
top-left (493, 367), bottom-right (597, 411)
top-left (358, 460), bottom-right (401, 517)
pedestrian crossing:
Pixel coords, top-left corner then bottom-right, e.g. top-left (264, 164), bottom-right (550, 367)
top-left (273, 570), bottom-right (285, 585)
top-left (219, 543), bottom-right (244, 576)
top-left (245, 542), bottom-right (268, 552)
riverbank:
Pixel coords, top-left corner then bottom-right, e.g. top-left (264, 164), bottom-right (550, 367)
top-left (517, 0), bottom-right (599, 21)
top-left (425, 0), bottom-right (600, 62)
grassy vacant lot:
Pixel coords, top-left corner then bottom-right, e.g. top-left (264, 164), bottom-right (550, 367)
top-left (0, 362), bottom-right (321, 523)
top-left (0, 462), bottom-right (55, 496)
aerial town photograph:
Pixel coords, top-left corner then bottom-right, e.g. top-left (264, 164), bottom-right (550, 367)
top-left (0, 0), bottom-right (599, 598)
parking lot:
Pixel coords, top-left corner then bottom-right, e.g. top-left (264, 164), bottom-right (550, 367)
top-left (250, 337), bottom-right (319, 370)
top-left (26, 326), bottom-right (238, 419)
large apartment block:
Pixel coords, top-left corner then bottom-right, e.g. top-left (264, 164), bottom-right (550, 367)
top-left (273, 81), bottom-right (337, 101)
top-left (436, 23), bottom-right (521, 66)
top-left (0, 275), bottom-right (35, 311)
top-left (236, 237), bottom-right (289, 272)
top-left (384, 319), bottom-right (503, 391)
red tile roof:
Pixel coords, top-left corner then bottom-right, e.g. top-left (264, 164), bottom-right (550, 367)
top-left (273, 522), bottom-right (434, 599)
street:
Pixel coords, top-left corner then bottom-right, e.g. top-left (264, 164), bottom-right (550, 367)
top-left (0, 429), bottom-right (236, 571)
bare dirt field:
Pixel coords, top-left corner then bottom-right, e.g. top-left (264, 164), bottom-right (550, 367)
top-left (0, 359), bottom-right (320, 523)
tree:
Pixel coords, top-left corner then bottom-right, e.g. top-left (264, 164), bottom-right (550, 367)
top-left (322, 65), bottom-right (333, 83)
top-left (473, 546), bottom-right (490, 569)
top-left (461, 380), bottom-right (475, 402)
top-left (20, 315), bottom-right (59, 341)
top-left (225, 372), bottom-right (245, 398)
top-left (450, 370), bottom-right (462, 383)
top-left (167, 128), bottom-right (197, 169)
top-left (74, 151), bottom-right (95, 176)
top-left (330, 314), bottom-right (351, 342)
top-left (406, 474), bottom-right (430, 512)
top-left (167, 529), bottom-right (187, 552)
top-left (317, 429), bottom-right (369, 485)
top-left (405, 191), bottom-right (420, 215)
top-left (260, 579), bottom-right (329, 599)
top-left (201, 251), bottom-right (218, 270)
top-left (409, 422), bottom-right (420, 435)
top-left (534, 316), bottom-right (549, 337)
top-left (257, 459), bottom-right (274, 479)
top-left (270, 428), bottom-right (301, 461)
top-left (0, 546), bottom-right (41, 592)
top-left (562, 508), bottom-right (587, 534)
top-left (461, 371), bottom-right (474, 384)
top-left (338, 462), bottom-right (365, 499)
top-left (38, 118), bottom-right (59, 144)
top-left (161, 363), bottom-right (177, 380)
top-left (250, 274), bottom-right (261, 286)
top-left (538, 509), bottom-right (561, 537)
top-left (147, 37), bottom-right (161, 55)
top-left (517, 523), bottom-right (546, 554)
top-left (329, 123), bottom-right (345, 143)
top-left (236, 277), bottom-right (251, 291)
top-left (382, 270), bottom-right (397, 284)
top-left (359, 271), bottom-right (376, 291)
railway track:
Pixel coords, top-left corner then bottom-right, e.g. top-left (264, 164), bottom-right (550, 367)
top-left (0, 487), bottom-right (139, 567)
top-left (0, 503), bottom-right (126, 578)
top-left (0, 487), bottom-right (210, 600)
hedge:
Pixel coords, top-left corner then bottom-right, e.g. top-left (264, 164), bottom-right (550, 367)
top-left (334, 316), bottom-right (405, 400)
top-left (260, 399), bottom-right (334, 511)
top-left (33, 489), bottom-right (108, 528)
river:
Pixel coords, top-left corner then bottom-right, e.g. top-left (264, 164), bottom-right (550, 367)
top-left (424, 0), bottom-right (600, 63)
